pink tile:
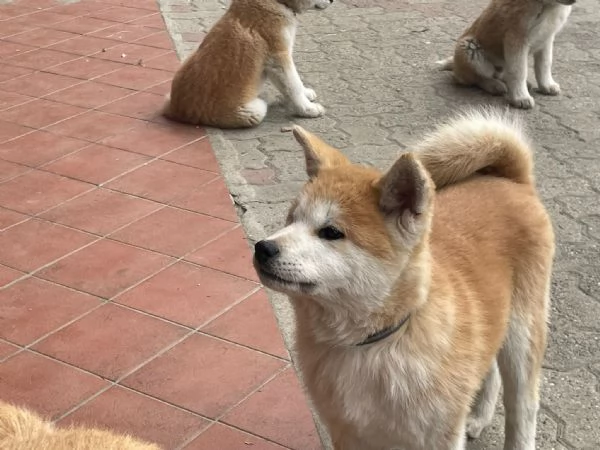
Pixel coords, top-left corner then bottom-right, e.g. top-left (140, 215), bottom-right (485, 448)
top-left (46, 111), bottom-right (143, 142)
top-left (106, 160), bottom-right (217, 204)
top-left (0, 131), bottom-right (88, 167)
top-left (45, 81), bottom-right (134, 109)
top-left (0, 277), bottom-right (100, 345)
top-left (42, 144), bottom-right (150, 185)
top-left (122, 334), bottom-right (287, 417)
top-left (110, 207), bottom-right (236, 257)
top-left (170, 177), bottom-right (238, 222)
top-left (0, 90), bottom-right (32, 111)
top-left (0, 120), bottom-right (33, 144)
top-left (5, 48), bottom-right (79, 70)
top-left (223, 368), bottom-right (321, 450)
top-left (186, 226), bottom-right (259, 282)
top-left (40, 189), bottom-right (161, 236)
top-left (0, 99), bottom-right (85, 128)
top-left (0, 265), bottom-right (23, 288)
top-left (0, 351), bottom-right (109, 419)
top-left (33, 303), bottom-right (187, 380)
top-left (60, 386), bottom-right (209, 448)
top-left (0, 170), bottom-right (92, 215)
top-left (185, 423), bottom-right (286, 450)
top-left (36, 239), bottom-right (173, 298)
top-left (0, 339), bottom-right (21, 360)
top-left (46, 57), bottom-right (126, 80)
top-left (115, 261), bottom-right (258, 327)
top-left (0, 207), bottom-right (27, 231)
top-left (161, 138), bottom-right (219, 172)
top-left (0, 159), bottom-right (29, 183)
top-left (202, 290), bottom-right (288, 359)
top-left (100, 121), bottom-right (205, 156)
top-left (0, 64), bottom-right (33, 83)
top-left (0, 218), bottom-right (95, 272)
top-left (0, 71), bottom-right (81, 97)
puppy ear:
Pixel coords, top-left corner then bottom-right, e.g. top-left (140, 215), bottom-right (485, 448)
top-left (377, 153), bottom-right (433, 234)
top-left (292, 126), bottom-right (350, 178)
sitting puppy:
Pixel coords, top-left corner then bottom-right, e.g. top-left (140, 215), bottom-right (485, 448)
top-left (163, 0), bottom-right (333, 128)
top-left (253, 110), bottom-right (554, 449)
top-left (0, 401), bottom-right (160, 450)
top-left (438, 0), bottom-right (575, 109)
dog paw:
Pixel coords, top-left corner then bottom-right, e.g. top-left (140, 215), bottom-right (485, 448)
top-left (295, 102), bottom-right (325, 118)
top-left (465, 417), bottom-right (489, 440)
top-left (481, 79), bottom-right (507, 96)
top-left (509, 94), bottom-right (535, 110)
top-left (538, 82), bottom-right (561, 96)
top-left (304, 87), bottom-right (318, 102)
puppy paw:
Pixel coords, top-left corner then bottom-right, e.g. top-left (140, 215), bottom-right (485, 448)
top-left (538, 82), bottom-right (561, 96)
top-left (509, 94), bottom-right (535, 110)
top-left (304, 87), bottom-right (318, 102)
top-left (465, 417), bottom-right (488, 440)
top-left (480, 78), bottom-right (507, 96)
top-left (295, 102), bottom-right (325, 118)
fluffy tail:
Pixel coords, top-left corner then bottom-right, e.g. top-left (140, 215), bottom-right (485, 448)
top-left (436, 56), bottom-right (454, 71)
top-left (413, 108), bottom-right (534, 188)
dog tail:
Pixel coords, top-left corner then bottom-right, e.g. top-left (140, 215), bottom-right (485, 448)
top-left (436, 56), bottom-right (454, 71)
top-left (413, 108), bottom-right (534, 188)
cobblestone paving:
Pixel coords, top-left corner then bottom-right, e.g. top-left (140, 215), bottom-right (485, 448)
top-left (160, 0), bottom-right (600, 448)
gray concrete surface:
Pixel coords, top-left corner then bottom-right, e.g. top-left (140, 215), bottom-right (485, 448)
top-left (159, 0), bottom-right (600, 448)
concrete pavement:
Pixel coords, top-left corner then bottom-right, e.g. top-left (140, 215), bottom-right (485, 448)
top-left (159, 0), bottom-right (600, 448)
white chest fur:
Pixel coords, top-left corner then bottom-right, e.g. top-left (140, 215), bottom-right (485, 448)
top-left (301, 342), bottom-right (452, 450)
top-left (528, 5), bottom-right (572, 52)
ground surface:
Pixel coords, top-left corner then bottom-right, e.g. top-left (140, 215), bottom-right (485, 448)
top-left (160, 0), bottom-right (600, 448)
top-left (0, 0), bottom-right (320, 448)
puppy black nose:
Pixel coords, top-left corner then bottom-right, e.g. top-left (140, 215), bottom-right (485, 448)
top-left (254, 240), bottom-right (280, 264)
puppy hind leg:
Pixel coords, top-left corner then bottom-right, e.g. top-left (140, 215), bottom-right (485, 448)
top-left (497, 314), bottom-right (545, 450)
top-left (235, 98), bottom-right (268, 128)
top-left (466, 360), bottom-right (501, 439)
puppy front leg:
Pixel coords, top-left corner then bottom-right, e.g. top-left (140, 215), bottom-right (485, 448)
top-left (266, 53), bottom-right (325, 118)
top-left (534, 39), bottom-right (560, 95)
top-left (504, 37), bottom-right (535, 109)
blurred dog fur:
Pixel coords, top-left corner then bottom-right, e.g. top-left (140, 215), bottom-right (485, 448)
top-left (253, 109), bottom-right (554, 449)
top-left (0, 401), bottom-right (160, 450)
top-left (438, 0), bottom-right (574, 109)
top-left (163, 0), bottom-right (333, 128)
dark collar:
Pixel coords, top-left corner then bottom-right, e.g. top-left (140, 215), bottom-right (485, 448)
top-left (356, 314), bottom-right (411, 346)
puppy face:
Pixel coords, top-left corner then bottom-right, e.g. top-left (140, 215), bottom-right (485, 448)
top-left (281, 0), bottom-right (334, 13)
top-left (253, 127), bottom-right (433, 316)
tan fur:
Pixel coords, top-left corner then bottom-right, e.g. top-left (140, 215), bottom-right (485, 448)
top-left (255, 110), bottom-right (554, 449)
top-left (438, 0), bottom-right (574, 109)
top-left (164, 0), bottom-right (332, 128)
top-left (0, 402), bottom-right (160, 450)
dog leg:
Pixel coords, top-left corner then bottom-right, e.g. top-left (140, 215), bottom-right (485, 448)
top-left (466, 360), bottom-right (501, 439)
top-left (478, 78), bottom-right (508, 96)
top-left (504, 37), bottom-right (535, 109)
top-left (265, 54), bottom-right (325, 118)
top-left (498, 315), bottom-right (544, 450)
top-left (534, 39), bottom-right (560, 95)
top-left (236, 98), bottom-right (268, 127)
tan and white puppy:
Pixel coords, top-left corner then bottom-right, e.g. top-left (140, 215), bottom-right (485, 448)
top-left (438, 0), bottom-right (575, 109)
top-left (163, 0), bottom-right (333, 128)
top-left (253, 110), bottom-right (555, 449)
top-left (0, 401), bottom-right (160, 450)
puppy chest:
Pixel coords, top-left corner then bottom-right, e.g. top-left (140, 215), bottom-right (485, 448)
top-left (528, 8), bottom-right (570, 51)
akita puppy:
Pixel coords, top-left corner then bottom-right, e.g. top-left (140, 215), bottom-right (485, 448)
top-left (438, 0), bottom-right (575, 109)
top-left (163, 0), bottom-right (333, 129)
top-left (253, 110), bottom-right (555, 449)
top-left (0, 401), bottom-right (160, 449)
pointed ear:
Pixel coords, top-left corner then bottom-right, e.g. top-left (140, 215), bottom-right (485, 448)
top-left (377, 153), bottom-right (433, 233)
top-left (291, 126), bottom-right (350, 178)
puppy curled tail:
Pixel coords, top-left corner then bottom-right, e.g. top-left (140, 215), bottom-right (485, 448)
top-left (413, 108), bottom-right (534, 188)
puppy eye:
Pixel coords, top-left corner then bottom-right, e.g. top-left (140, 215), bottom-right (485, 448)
top-left (318, 226), bottom-right (345, 240)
